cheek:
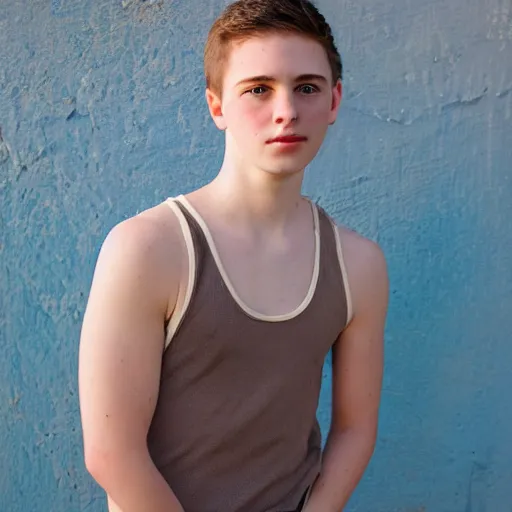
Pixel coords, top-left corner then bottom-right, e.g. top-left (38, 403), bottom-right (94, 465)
top-left (303, 100), bottom-right (332, 125)
top-left (226, 100), bottom-right (269, 132)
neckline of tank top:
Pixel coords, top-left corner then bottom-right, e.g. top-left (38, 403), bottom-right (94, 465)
top-left (173, 194), bottom-right (321, 323)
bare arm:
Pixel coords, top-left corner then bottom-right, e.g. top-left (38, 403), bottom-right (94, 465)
top-left (79, 213), bottom-right (185, 512)
top-left (304, 230), bottom-right (389, 512)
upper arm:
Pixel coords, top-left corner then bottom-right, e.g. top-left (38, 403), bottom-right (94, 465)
top-left (79, 214), bottom-right (181, 472)
top-left (331, 229), bottom-right (389, 434)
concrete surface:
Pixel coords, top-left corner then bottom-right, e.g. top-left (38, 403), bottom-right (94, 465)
top-left (0, 0), bottom-right (511, 510)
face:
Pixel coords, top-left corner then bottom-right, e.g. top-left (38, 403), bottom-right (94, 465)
top-left (206, 33), bottom-right (342, 177)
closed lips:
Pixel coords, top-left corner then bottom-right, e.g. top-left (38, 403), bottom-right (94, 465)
top-left (267, 136), bottom-right (307, 143)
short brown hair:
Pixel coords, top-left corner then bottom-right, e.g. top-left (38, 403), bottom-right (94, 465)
top-left (204, 0), bottom-right (343, 96)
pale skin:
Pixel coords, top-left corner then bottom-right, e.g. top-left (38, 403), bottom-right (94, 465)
top-left (79, 33), bottom-right (388, 512)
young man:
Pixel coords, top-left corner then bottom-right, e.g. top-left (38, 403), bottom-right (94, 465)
top-left (79, 1), bottom-right (388, 511)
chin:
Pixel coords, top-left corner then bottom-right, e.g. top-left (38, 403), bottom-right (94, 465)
top-left (263, 166), bottom-right (306, 177)
top-left (258, 154), bottom-right (315, 177)
top-left (255, 158), bottom-right (306, 176)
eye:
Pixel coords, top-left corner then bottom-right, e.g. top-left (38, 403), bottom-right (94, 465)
top-left (297, 84), bottom-right (319, 94)
top-left (246, 86), bottom-right (269, 96)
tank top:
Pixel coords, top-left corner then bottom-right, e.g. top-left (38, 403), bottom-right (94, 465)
top-left (147, 195), bottom-right (352, 512)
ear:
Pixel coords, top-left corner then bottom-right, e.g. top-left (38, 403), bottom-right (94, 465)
top-left (205, 88), bottom-right (227, 131)
top-left (328, 80), bottom-right (342, 125)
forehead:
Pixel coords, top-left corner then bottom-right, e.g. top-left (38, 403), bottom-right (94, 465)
top-left (222, 33), bottom-right (331, 88)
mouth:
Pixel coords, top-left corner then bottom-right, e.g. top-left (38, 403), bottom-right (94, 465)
top-left (266, 135), bottom-right (308, 144)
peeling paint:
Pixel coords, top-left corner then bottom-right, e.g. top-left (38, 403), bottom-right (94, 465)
top-left (496, 85), bottom-right (512, 98)
top-left (0, 127), bottom-right (12, 164)
top-left (441, 88), bottom-right (489, 111)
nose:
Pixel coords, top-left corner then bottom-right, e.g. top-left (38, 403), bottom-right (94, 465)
top-left (272, 90), bottom-right (298, 125)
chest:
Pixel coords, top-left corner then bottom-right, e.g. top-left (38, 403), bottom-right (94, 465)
top-left (212, 228), bottom-right (317, 318)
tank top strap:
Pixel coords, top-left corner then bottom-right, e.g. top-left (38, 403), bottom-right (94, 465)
top-left (163, 197), bottom-right (208, 349)
top-left (313, 202), bottom-right (353, 328)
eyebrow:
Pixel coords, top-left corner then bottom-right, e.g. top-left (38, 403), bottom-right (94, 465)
top-left (235, 74), bottom-right (328, 87)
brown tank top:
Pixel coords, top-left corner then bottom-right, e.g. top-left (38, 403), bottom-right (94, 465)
top-left (147, 196), bottom-right (351, 512)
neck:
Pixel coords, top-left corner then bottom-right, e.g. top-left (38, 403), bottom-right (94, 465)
top-left (205, 157), bottom-right (306, 233)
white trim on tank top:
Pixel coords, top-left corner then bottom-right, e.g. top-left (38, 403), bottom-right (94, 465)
top-left (331, 221), bottom-right (354, 327)
top-left (163, 198), bottom-right (197, 350)
top-left (175, 194), bottom-right (321, 323)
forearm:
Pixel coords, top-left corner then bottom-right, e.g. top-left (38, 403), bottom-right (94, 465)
top-left (303, 427), bottom-right (376, 512)
top-left (88, 448), bottom-right (184, 512)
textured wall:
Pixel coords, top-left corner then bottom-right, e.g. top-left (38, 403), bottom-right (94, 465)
top-left (1, 0), bottom-right (511, 511)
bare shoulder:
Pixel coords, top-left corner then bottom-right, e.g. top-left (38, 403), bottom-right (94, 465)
top-left (336, 225), bottom-right (388, 319)
top-left (337, 225), bottom-right (386, 277)
top-left (92, 201), bottom-right (185, 315)
top-left (103, 202), bottom-right (183, 265)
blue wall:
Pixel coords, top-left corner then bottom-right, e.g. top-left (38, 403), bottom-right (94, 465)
top-left (1, 1), bottom-right (511, 510)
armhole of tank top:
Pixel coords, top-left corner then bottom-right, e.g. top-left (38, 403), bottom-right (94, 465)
top-left (331, 220), bottom-right (354, 328)
top-left (163, 198), bottom-right (196, 351)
